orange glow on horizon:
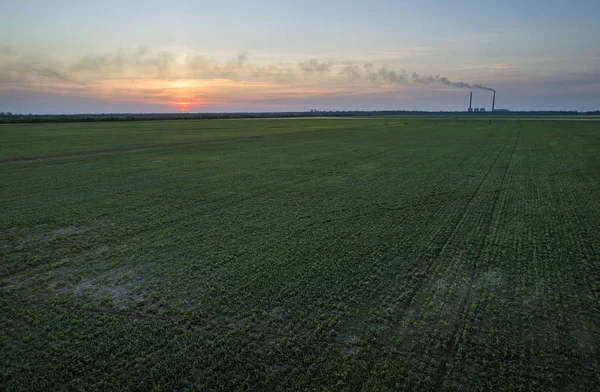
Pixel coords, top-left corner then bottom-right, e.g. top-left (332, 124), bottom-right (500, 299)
top-left (167, 100), bottom-right (191, 111)
top-left (173, 101), bottom-right (194, 111)
top-left (19, 76), bottom-right (372, 112)
top-left (167, 81), bottom-right (205, 111)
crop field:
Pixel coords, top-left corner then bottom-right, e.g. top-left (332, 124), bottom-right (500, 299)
top-left (1, 117), bottom-right (599, 390)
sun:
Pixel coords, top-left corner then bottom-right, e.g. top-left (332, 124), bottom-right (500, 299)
top-left (174, 101), bottom-right (191, 111)
top-left (166, 80), bottom-right (204, 111)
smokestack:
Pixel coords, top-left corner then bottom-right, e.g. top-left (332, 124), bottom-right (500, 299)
top-left (492, 90), bottom-right (496, 112)
top-left (468, 92), bottom-right (473, 112)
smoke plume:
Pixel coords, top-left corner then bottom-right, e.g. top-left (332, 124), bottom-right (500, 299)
top-left (412, 72), bottom-right (494, 91)
top-left (0, 46), bottom-right (497, 96)
top-left (298, 58), bottom-right (334, 74)
top-left (1, 62), bottom-right (85, 85)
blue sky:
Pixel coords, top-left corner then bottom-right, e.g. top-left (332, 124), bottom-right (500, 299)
top-left (1, 0), bottom-right (599, 113)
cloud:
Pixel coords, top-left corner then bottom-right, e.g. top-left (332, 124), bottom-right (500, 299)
top-left (0, 46), bottom-right (490, 91)
top-left (338, 62), bottom-right (407, 84)
top-left (0, 55), bottom-right (85, 86)
top-left (188, 53), bottom-right (292, 80)
top-left (375, 65), bottom-right (407, 83)
top-left (0, 49), bottom-right (175, 87)
top-left (71, 49), bottom-right (128, 74)
top-left (188, 53), bottom-right (253, 78)
top-left (17, 65), bottom-right (82, 84)
top-left (188, 55), bottom-right (218, 71)
top-left (71, 47), bottom-right (176, 78)
top-left (188, 54), bottom-right (238, 78)
top-left (1, 46), bottom-right (512, 113)
top-left (248, 62), bottom-right (293, 80)
top-left (339, 62), bottom-right (362, 79)
top-left (227, 53), bottom-right (247, 68)
top-left (298, 58), bottom-right (335, 74)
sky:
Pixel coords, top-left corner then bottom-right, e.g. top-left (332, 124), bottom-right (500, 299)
top-left (1, 0), bottom-right (599, 113)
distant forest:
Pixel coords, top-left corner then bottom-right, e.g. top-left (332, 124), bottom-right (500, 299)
top-left (0, 110), bottom-right (595, 124)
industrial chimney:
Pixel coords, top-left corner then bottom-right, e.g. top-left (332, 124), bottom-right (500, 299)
top-left (492, 90), bottom-right (496, 112)
top-left (468, 92), bottom-right (473, 112)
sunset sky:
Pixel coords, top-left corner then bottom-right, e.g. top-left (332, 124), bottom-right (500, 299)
top-left (1, 0), bottom-right (599, 113)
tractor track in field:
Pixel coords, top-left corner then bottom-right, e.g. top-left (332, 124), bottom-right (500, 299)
top-left (0, 128), bottom-right (337, 163)
top-left (394, 137), bottom-right (513, 323)
top-left (433, 127), bottom-right (521, 389)
top-left (0, 135), bottom-right (263, 163)
top-left (346, 137), bottom-right (515, 392)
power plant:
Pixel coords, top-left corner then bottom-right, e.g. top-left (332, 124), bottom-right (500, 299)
top-left (467, 90), bottom-right (499, 112)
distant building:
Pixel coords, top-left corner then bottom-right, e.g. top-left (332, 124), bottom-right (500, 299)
top-left (474, 108), bottom-right (480, 112)
top-left (480, 108), bottom-right (486, 112)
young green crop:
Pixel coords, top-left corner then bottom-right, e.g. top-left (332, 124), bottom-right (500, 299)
top-left (1, 117), bottom-right (599, 390)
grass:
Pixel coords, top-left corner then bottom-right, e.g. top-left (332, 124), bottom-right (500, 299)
top-left (1, 117), bottom-right (599, 390)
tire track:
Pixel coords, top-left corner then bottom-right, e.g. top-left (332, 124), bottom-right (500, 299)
top-left (0, 135), bottom-right (264, 163)
top-left (394, 137), bottom-right (513, 320)
top-left (0, 127), bottom-right (342, 164)
top-left (348, 137), bottom-right (513, 392)
top-left (433, 127), bottom-right (521, 389)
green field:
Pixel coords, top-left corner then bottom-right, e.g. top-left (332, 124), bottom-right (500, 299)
top-left (1, 118), bottom-right (599, 390)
